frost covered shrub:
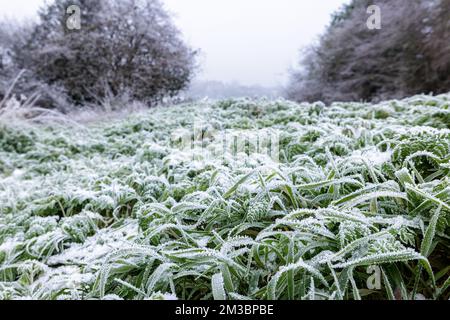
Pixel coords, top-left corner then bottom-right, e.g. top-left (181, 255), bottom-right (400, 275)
top-left (21, 0), bottom-right (197, 105)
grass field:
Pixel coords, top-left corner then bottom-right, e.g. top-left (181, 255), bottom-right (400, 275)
top-left (0, 94), bottom-right (449, 300)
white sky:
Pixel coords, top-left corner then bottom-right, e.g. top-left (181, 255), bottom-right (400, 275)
top-left (1, 0), bottom-right (348, 86)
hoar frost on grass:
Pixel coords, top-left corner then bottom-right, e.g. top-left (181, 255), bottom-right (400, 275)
top-left (0, 94), bottom-right (449, 300)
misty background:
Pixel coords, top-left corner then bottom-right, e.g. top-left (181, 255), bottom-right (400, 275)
top-left (1, 0), bottom-right (348, 98)
top-left (1, 0), bottom-right (449, 105)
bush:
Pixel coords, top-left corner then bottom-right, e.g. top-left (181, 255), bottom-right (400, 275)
top-left (15, 0), bottom-right (197, 105)
top-left (0, 21), bottom-right (73, 111)
top-left (287, 0), bottom-right (450, 104)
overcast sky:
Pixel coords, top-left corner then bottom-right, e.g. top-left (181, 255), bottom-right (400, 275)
top-left (1, 0), bottom-right (348, 86)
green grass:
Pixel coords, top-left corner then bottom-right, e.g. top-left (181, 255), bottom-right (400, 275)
top-left (0, 94), bottom-right (449, 300)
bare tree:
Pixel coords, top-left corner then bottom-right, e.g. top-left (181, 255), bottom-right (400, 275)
top-left (15, 0), bottom-right (197, 105)
top-left (287, 0), bottom-right (450, 104)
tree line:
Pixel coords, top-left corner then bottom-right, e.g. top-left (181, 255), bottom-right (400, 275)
top-left (287, 0), bottom-right (450, 104)
top-left (1, 0), bottom-right (449, 108)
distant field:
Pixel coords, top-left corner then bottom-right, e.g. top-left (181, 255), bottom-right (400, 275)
top-left (0, 95), bottom-right (449, 300)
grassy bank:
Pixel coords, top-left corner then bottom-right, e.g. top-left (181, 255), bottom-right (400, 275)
top-left (0, 95), bottom-right (449, 300)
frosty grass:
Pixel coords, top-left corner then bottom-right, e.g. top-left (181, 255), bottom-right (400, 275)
top-left (0, 94), bottom-right (449, 300)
